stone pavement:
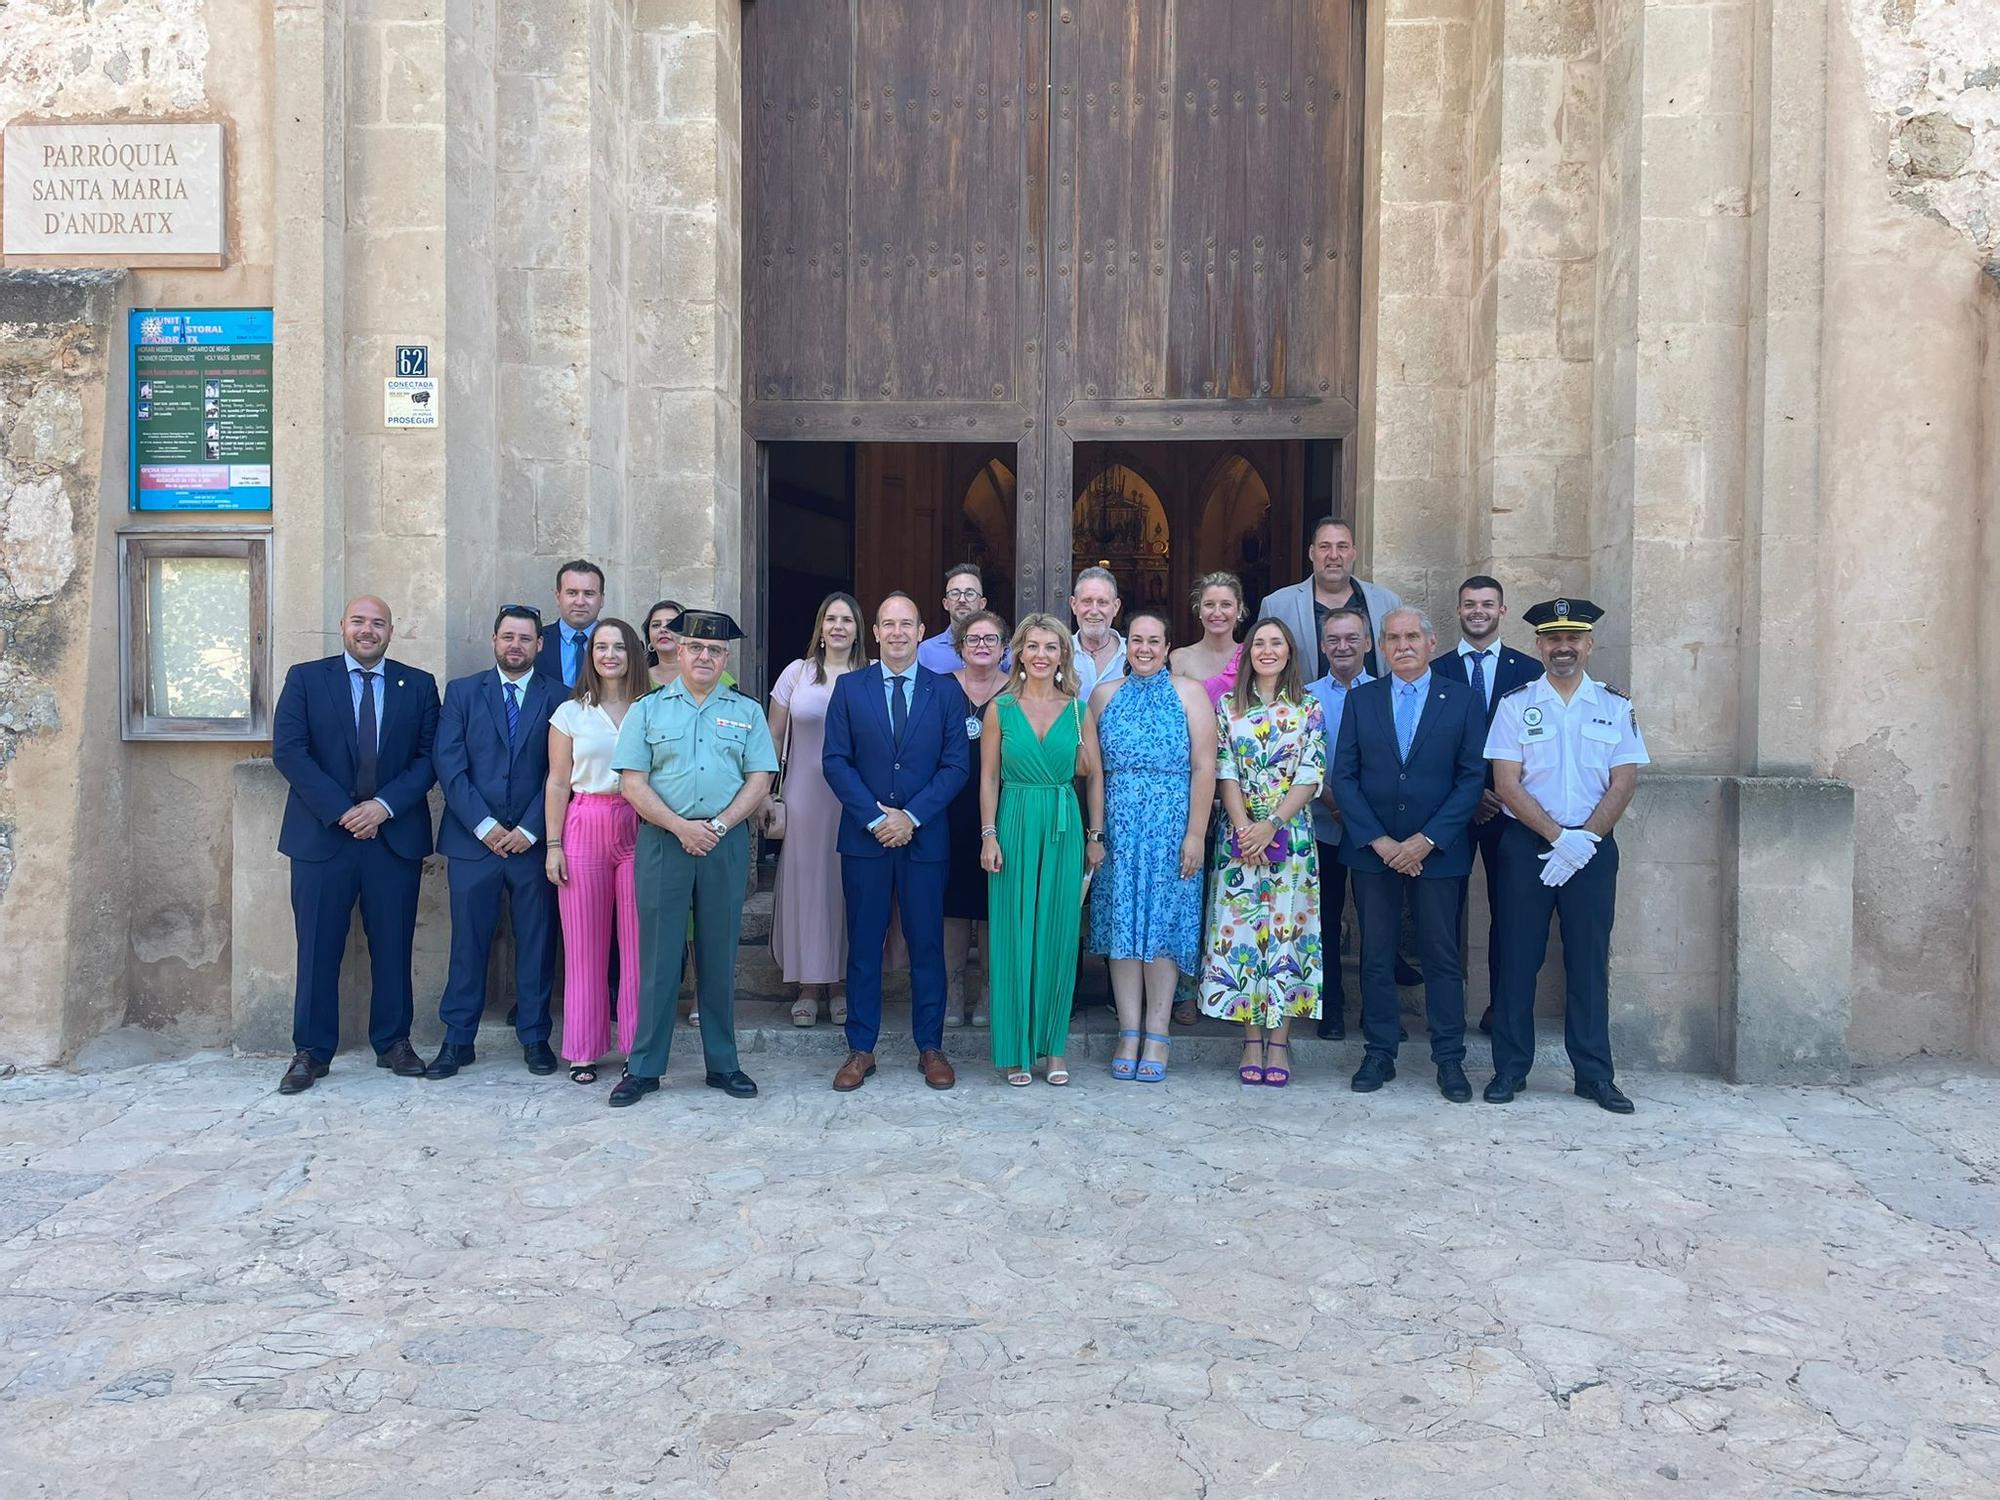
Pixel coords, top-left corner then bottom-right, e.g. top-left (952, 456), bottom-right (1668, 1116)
top-left (3, 1051), bottom-right (1999, 1499)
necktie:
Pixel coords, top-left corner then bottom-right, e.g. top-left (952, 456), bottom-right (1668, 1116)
top-left (353, 667), bottom-right (379, 799)
top-left (1395, 681), bottom-right (1419, 760)
top-left (1469, 649), bottom-right (1488, 709)
top-left (504, 681), bottom-right (520, 752)
top-left (890, 672), bottom-right (909, 742)
top-left (567, 631), bottom-right (584, 686)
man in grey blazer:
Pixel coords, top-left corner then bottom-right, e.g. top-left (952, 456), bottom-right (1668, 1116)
top-left (1257, 517), bottom-right (1402, 681)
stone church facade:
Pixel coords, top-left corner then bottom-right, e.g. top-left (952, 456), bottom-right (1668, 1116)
top-left (0, 0), bottom-right (1995, 1073)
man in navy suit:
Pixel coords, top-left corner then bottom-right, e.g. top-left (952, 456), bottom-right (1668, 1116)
top-left (426, 604), bottom-right (569, 1079)
top-left (1330, 606), bottom-right (1489, 1103)
top-left (270, 595), bottom-right (440, 1095)
top-left (535, 558), bottom-right (605, 688)
top-left (1429, 575), bottom-right (1543, 1031)
top-left (821, 593), bottom-right (972, 1092)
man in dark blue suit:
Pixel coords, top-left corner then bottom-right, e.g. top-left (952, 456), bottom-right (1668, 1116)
top-left (1331, 606), bottom-right (1489, 1102)
top-left (426, 605), bottom-right (569, 1079)
top-left (1429, 575), bottom-right (1543, 1032)
top-left (271, 595), bottom-right (440, 1095)
top-left (535, 558), bottom-right (605, 688)
top-left (821, 593), bottom-right (972, 1092)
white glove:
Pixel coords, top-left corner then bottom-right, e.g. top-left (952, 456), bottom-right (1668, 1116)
top-left (1549, 827), bottom-right (1601, 871)
top-left (1537, 852), bottom-right (1579, 887)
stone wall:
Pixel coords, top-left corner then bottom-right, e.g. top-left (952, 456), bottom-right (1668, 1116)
top-left (0, 270), bottom-right (127, 1067)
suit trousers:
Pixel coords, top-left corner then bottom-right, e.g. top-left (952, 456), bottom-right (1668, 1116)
top-left (289, 838), bottom-right (422, 1063)
top-left (841, 848), bottom-right (949, 1054)
top-left (1491, 821), bottom-right (1619, 1084)
top-left (1350, 868), bottom-right (1468, 1065)
top-left (629, 821), bottom-right (748, 1079)
top-left (440, 849), bottom-right (556, 1046)
top-left (1459, 812), bottom-right (1508, 1004)
top-left (1315, 841), bottom-right (1350, 1020)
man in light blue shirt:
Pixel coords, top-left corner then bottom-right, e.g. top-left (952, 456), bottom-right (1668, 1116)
top-left (1303, 607), bottom-right (1372, 1038)
top-left (916, 562), bottom-right (994, 673)
top-left (535, 559), bottom-right (604, 686)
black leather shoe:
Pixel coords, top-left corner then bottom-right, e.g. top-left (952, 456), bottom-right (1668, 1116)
top-left (1478, 1005), bottom-right (1494, 1035)
top-left (423, 1043), bottom-right (475, 1080)
top-left (1350, 1053), bottom-right (1396, 1092)
top-left (523, 1041), bottom-right (558, 1075)
top-left (1316, 1014), bottom-right (1346, 1040)
top-left (1437, 1062), bottom-right (1472, 1103)
top-left (376, 1040), bottom-right (426, 1077)
top-left (1576, 1079), bottom-right (1635, 1114)
top-left (706, 1070), bottom-right (758, 1099)
top-left (1394, 958), bottom-right (1423, 987)
top-left (1484, 1074), bottom-right (1526, 1103)
top-left (608, 1072), bottom-right (659, 1107)
top-left (278, 1052), bottom-right (328, 1095)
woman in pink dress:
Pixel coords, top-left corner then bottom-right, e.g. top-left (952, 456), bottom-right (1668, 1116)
top-left (766, 593), bottom-right (869, 1026)
top-left (1168, 572), bottom-right (1245, 1023)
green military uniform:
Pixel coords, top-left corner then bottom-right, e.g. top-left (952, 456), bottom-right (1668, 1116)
top-left (613, 649), bottom-right (778, 1084)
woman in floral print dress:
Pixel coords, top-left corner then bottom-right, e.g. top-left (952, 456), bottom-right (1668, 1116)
top-left (1198, 618), bottom-right (1326, 1086)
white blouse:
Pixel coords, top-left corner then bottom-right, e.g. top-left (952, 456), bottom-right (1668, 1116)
top-left (550, 699), bottom-right (625, 794)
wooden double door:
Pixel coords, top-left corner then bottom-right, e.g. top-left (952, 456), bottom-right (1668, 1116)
top-left (743, 0), bottom-right (1365, 629)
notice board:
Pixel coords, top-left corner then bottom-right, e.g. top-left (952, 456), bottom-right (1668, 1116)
top-left (130, 308), bottom-right (273, 511)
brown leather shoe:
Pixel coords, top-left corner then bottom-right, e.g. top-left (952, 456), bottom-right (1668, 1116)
top-left (918, 1048), bottom-right (956, 1090)
top-left (833, 1050), bottom-right (876, 1092)
top-left (278, 1052), bottom-right (327, 1095)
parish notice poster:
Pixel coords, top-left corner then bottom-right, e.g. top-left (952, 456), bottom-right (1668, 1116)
top-left (131, 309), bottom-right (273, 511)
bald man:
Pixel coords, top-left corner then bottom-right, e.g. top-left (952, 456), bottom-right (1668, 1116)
top-left (271, 595), bottom-right (442, 1095)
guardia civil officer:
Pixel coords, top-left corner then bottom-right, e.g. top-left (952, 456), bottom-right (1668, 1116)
top-left (609, 609), bottom-right (778, 1106)
top-left (1482, 598), bottom-right (1648, 1112)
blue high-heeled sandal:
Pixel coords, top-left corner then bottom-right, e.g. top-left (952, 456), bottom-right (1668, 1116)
top-left (1137, 1032), bottom-right (1171, 1083)
top-left (1110, 1029), bottom-right (1141, 1081)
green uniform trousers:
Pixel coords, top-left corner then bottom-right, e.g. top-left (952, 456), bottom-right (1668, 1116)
top-left (629, 820), bottom-right (748, 1078)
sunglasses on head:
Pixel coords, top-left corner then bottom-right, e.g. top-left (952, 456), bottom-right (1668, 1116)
top-left (501, 603), bottom-right (544, 622)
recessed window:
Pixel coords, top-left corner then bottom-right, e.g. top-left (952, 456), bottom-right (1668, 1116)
top-left (119, 527), bottom-right (271, 740)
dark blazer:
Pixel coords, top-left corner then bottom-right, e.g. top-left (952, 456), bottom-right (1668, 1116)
top-left (433, 668), bottom-right (568, 860)
top-left (1432, 644), bottom-right (1542, 789)
top-left (535, 620), bottom-right (592, 690)
top-left (821, 664), bottom-right (972, 862)
top-left (273, 655), bottom-right (440, 863)
top-left (1330, 672), bottom-right (1487, 879)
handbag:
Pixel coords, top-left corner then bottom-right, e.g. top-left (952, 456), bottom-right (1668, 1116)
top-left (761, 702), bottom-right (792, 840)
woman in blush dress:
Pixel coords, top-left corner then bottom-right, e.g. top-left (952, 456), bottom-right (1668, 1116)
top-left (545, 618), bottom-right (652, 1083)
top-left (1167, 571), bottom-right (1246, 1025)
top-left (943, 609), bottom-right (1010, 1029)
top-left (1087, 609), bottom-right (1217, 1082)
top-left (766, 593), bottom-right (868, 1027)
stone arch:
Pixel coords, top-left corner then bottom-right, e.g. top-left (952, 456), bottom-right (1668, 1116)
top-left (1195, 454), bottom-right (1275, 612)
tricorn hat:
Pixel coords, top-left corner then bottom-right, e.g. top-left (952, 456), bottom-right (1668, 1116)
top-left (675, 609), bottom-right (745, 643)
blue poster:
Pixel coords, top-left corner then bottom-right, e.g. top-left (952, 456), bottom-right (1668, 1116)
top-left (130, 309), bottom-right (273, 512)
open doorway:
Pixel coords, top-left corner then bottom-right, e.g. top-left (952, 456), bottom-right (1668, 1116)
top-left (1069, 441), bottom-right (1338, 624)
top-left (759, 441), bottom-right (1020, 670)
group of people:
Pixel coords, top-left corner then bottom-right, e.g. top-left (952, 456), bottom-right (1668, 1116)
top-left (273, 522), bottom-right (1648, 1114)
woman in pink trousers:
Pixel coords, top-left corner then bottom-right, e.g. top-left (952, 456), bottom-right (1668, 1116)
top-left (546, 618), bottom-right (651, 1082)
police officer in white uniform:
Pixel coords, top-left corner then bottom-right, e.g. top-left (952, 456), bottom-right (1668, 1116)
top-left (1481, 598), bottom-right (1648, 1112)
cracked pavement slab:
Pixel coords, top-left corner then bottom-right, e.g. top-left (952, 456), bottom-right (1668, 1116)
top-left (2, 1052), bottom-right (1999, 1496)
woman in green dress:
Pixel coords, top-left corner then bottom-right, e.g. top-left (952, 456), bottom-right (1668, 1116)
top-left (979, 613), bottom-right (1107, 1086)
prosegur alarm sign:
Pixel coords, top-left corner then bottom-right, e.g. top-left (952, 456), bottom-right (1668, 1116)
top-left (130, 309), bottom-right (273, 512)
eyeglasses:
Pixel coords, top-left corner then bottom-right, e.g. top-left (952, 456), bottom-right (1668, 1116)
top-left (963, 634), bottom-right (1003, 648)
top-left (944, 588), bottom-right (982, 601)
top-left (502, 603), bottom-right (544, 622)
top-left (681, 642), bottom-right (728, 659)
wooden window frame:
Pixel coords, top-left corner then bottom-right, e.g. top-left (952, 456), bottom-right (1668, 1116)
top-left (118, 525), bottom-right (273, 742)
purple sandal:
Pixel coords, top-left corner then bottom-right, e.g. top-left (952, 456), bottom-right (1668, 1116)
top-left (1262, 1040), bottom-right (1291, 1088)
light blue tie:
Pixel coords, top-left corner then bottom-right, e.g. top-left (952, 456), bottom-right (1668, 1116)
top-left (1395, 681), bottom-right (1419, 760)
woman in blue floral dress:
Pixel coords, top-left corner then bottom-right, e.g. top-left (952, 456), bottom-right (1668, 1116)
top-left (1199, 618), bottom-right (1326, 1087)
top-left (1086, 609), bottom-right (1219, 1082)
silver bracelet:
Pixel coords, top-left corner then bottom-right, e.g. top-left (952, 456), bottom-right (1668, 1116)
top-left (980, 825), bottom-right (998, 838)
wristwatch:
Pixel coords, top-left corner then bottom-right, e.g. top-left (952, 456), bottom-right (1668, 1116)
top-left (1085, 829), bottom-right (1106, 845)
top-left (705, 817), bottom-right (728, 836)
